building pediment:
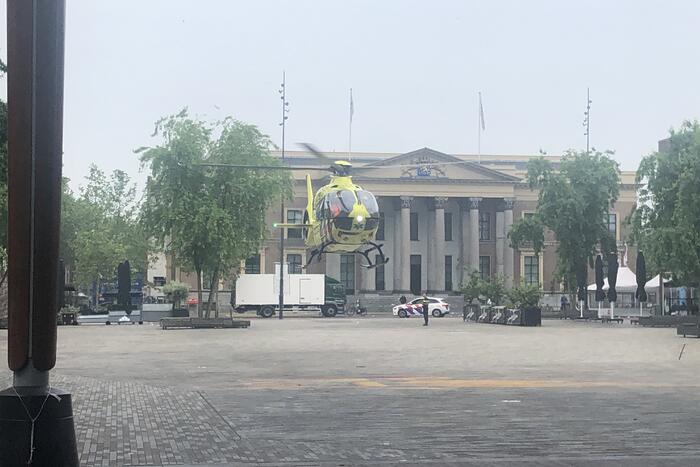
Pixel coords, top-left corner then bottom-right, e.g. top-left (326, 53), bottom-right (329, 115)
top-left (358, 147), bottom-right (520, 182)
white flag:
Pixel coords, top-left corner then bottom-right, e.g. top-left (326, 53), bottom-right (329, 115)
top-left (349, 88), bottom-right (354, 124)
top-left (479, 92), bottom-right (486, 131)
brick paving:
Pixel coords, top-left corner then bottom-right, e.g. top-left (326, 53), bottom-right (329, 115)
top-left (1, 319), bottom-right (700, 465)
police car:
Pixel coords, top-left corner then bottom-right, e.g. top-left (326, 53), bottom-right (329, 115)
top-left (392, 297), bottom-right (450, 318)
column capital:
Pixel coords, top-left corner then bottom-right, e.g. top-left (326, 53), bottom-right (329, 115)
top-left (400, 196), bottom-right (413, 209)
top-left (468, 197), bottom-right (482, 210)
top-left (503, 197), bottom-right (516, 210)
top-left (434, 196), bottom-right (449, 209)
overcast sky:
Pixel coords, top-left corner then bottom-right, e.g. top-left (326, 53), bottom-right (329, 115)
top-left (2, 0), bottom-right (700, 190)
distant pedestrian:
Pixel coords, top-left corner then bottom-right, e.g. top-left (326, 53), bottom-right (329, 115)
top-left (421, 293), bottom-right (430, 326)
top-left (399, 295), bottom-right (407, 305)
top-left (560, 295), bottom-right (569, 311)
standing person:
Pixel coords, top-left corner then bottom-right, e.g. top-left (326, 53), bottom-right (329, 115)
top-left (421, 292), bottom-right (430, 326)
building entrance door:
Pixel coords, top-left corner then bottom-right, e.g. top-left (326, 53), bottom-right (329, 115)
top-left (410, 255), bottom-right (421, 295)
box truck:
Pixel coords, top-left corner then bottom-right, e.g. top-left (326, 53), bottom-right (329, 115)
top-left (234, 274), bottom-right (346, 318)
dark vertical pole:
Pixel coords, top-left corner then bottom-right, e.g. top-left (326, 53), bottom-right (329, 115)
top-left (278, 72), bottom-right (288, 320)
top-left (7, 0), bottom-right (65, 379)
top-left (1, 1), bottom-right (79, 464)
top-left (584, 88), bottom-right (591, 155)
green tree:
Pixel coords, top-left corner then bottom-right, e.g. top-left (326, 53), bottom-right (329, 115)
top-left (139, 110), bottom-right (290, 318)
top-left (461, 272), bottom-right (507, 306)
top-left (507, 281), bottom-right (542, 308)
top-left (630, 121), bottom-right (700, 285)
top-left (162, 281), bottom-right (189, 309)
top-left (65, 166), bottom-right (149, 297)
top-left (509, 150), bottom-right (620, 296)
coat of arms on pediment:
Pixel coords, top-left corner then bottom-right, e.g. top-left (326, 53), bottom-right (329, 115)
top-left (401, 155), bottom-right (447, 178)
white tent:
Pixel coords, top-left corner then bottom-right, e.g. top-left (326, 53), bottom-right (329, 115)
top-left (644, 274), bottom-right (670, 290)
top-left (587, 266), bottom-right (638, 292)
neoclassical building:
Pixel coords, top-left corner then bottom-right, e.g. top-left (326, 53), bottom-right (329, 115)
top-left (149, 147), bottom-right (636, 309)
top-left (241, 147), bottom-right (637, 305)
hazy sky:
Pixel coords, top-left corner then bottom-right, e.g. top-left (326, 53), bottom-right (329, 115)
top-left (2, 0), bottom-right (700, 190)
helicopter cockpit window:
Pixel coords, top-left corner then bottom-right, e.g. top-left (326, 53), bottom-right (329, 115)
top-left (316, 198), bottom-right (329, 220)
top-left (338, 190), bottom-right (356, 212)
top-left (326, 194), bottom-right (344, 218)
top-left (356, 190), bottom-right (379, 216)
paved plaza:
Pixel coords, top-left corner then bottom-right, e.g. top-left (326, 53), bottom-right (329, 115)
top-left (2, 317), bottom-right (700, 466)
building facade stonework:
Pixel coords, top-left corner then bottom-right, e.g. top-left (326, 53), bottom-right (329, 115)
top-left (257, 148), bottom-right (637, 300)
top-left (157, 147), bottom-right (637, 310)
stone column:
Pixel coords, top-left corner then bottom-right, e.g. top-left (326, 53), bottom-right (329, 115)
top-left (460, 202), bottom-right (470, 285)
top-left (469, 197), bottom-right (482, 275)
top-left (358, 256), bottom-right (372, 292)
top-left (392, 200), bottom-right (402, 291)
top-left (400, 196), bottom-right (413, 292)
top-left (496, 209), bottom-right (505, 277)
top-left (504, 198), bottom-right (515, 288)
top-left (433, 197), bottom-right (448, 292)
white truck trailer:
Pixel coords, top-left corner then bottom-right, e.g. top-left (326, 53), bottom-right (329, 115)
top-left (234, 273), bottom-right (346, 318)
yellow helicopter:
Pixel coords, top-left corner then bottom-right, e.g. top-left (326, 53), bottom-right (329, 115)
top-left (278, 144), bottom-right (387, 269)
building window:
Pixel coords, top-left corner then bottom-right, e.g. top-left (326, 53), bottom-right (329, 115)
top-left (287, 254), bottom-right (302, 274)
top-left (245, 254), bottom-right (260, 274)
top-left (410, 213), bottom-right (418, 241)
top-left (376, 212), bottom-right (385, 241)
top-left (445, 255), bottom-right (452, 291)
top-left (375, 255), bottom-right (385, 291)
top-left (479, 212), bottom-right (491, 241)
top-left (607, 213), bottom-right (617, 239)
top-left (340, 254), bottom-right (355, 295)
top-left (524, 212), bottom-right (535, 219)
top-left (287, 209), bottom-right (303, 239)
top-left (444, 213), bottom-right (453, 241)
top-left (479, 256), bottom-right (491, 280)
top-left (524, 255), bottom-right (540, 285)
top-left (153, 276), bottom-right (166, 287)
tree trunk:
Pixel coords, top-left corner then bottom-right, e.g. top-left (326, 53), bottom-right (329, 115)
top-left (196, 268), bottom-right (203, 318)
top-left (205, 266), bottom-right (220, 319)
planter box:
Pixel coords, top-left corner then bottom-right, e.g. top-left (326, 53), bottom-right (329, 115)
top-left (677, 322), bottom-right (700, 338)
top-left (640, 315), bottom-right (698, 328)
top-left (160, 317), bottom-right (250, 330)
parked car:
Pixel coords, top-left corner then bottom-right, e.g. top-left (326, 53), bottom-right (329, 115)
top-left (392, 297), bottom-right (450, 318)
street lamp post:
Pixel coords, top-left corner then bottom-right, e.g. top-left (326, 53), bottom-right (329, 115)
top-left (278, 72), bottom-right (289, 319)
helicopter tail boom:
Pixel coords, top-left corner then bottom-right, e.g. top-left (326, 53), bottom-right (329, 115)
top-left (305, 174), bottom-right (315, 224)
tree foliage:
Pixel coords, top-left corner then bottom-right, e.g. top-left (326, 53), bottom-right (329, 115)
top-left (630, 121), bottom-right (700, 285)
top-left (506, 281), bottom-right (542, 308)
top-left (62, 166), bottom-right (148, 291)
top-left (139, 109), bottom-right (291, 317)
top-left (162, 281), bottom-right (189, 309)
top-left (508, 150), bottom-right (620, 292)
top-left (461, 272), bottom-right (507, 306)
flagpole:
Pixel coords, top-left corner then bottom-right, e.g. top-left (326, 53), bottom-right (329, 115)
top-left (348, 88), bottom-right (353, 159)
top-left (477, 92), bottom-right (481, 164)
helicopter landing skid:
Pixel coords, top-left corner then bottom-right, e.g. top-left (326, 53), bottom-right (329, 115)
top-left (303, 243), bottom-right (332, 269)
top-left (358, 242), bottom-right (390, 269)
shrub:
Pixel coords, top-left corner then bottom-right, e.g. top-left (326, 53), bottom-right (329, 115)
top-left (507, 282), bottom-right (542, 309)
top-left (162, 281), bottom-right (190, 309)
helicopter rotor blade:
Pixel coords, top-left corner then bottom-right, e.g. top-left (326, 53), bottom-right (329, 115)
top-left (197, 162), bottom-right (328, 171)
top-left (298, 143), bottom-right (332, 163)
